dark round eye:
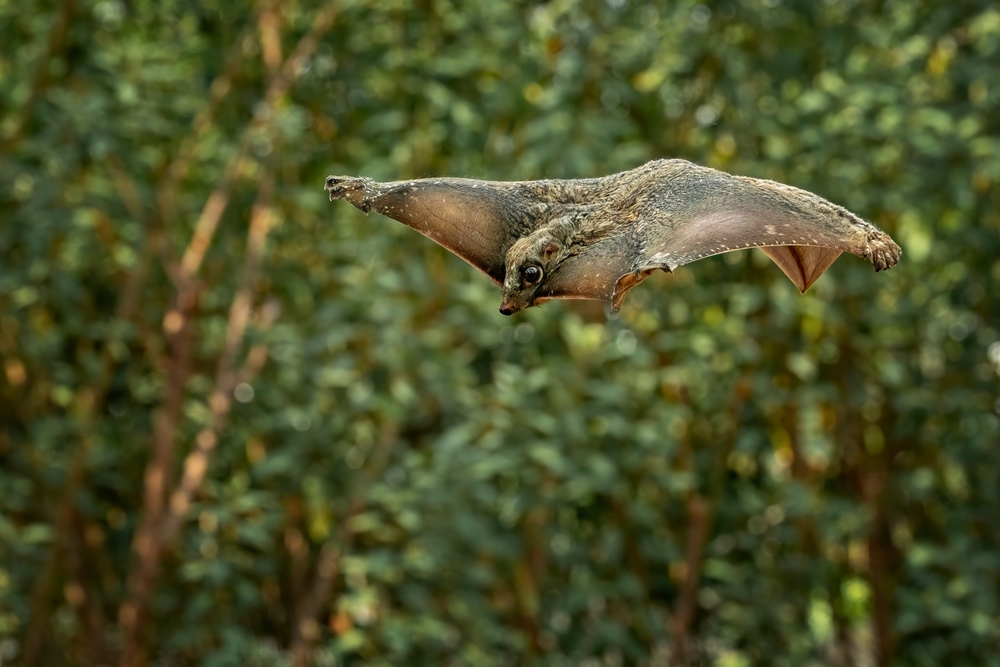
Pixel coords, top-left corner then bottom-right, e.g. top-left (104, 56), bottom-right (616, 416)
top-left (522, 265), bottom-right (542, 284)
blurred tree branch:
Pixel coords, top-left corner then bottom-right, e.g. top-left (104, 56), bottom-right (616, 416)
top-left (4, 2), bottom-right (998, 665)
top-left (116, 5), bottom-right (340, 665)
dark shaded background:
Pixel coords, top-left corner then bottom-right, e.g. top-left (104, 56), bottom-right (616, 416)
top-left (1, 1), bottom-right (999, 665)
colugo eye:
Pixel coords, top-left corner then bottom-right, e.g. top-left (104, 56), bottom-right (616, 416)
top-left (523, 265), bottom-right (542, 284)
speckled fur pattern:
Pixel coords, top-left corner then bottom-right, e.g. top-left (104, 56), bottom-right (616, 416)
top-left (325, 159), bottom-right (901, 312)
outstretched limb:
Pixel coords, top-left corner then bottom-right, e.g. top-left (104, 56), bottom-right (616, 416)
top-left (324, 175), bottom-right (379, 211)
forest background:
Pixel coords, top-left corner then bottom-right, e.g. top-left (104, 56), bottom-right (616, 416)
top-left (2, 0), bottom-right (999, 665)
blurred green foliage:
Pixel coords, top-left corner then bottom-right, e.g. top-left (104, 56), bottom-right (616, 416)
top-left (1, 0), bottom-right (999, 665)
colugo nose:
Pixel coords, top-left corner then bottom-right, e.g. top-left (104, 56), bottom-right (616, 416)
top-left (498, 296), bottom-right (522, 316)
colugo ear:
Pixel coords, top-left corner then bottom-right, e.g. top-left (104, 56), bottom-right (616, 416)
top-left (541, 241), bottom-right (560, 261)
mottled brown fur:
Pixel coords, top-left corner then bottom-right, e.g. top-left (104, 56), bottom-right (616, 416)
top-left (325, 159), bottom-right (901, 314)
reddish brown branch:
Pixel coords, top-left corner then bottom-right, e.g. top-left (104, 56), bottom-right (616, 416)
top-left (289, 542), bottom-right (342, 667)
top-left (865, 468), bottom-right (896, 667)
top-left (161, 295), bottom-right (279, 543)
top-left (116, 5), bottom-right (339, 662)
top-left (284, 499), bottom-right (310, 620)
top-left (65, 506), bottom-right (111, 664)
top-left (669, 494), bottom-right (711, 667)
top-left (117, 182), bottom-right (277, 667)
top-left (117, 303), bottom-right (196, 667)
top-left (512, 506), bottom-right (548, 653)
top-left (258, 0), bottom-right (284, 74)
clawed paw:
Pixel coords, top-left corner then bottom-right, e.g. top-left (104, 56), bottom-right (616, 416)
top-left (324, 176), bottom-right (374, 202)
top-left (865, 232), bottom-right (902, 272)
